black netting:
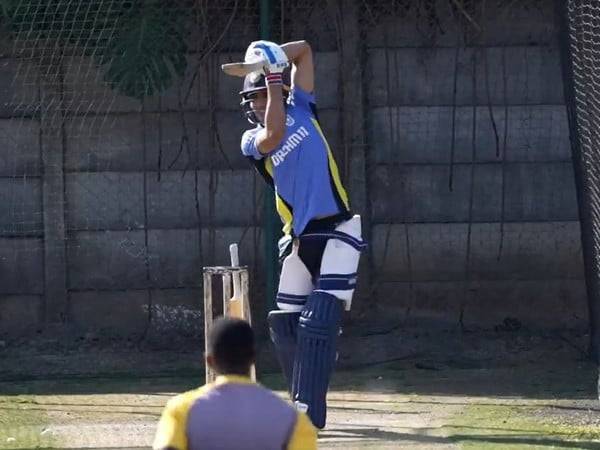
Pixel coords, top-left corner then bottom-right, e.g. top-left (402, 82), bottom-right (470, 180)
top-left (0, 0), bottom-right (594, 369)
top-left (558, 0), bottom-right (600, 362)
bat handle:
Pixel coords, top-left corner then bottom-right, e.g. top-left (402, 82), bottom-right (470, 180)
top-left (229, 243), bottom-right (239, 267)
top-left (229, 243), bottom-right (241, 300)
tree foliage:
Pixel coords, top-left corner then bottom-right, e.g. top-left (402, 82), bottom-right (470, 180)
top-left (0, 0), bottom-right (189, 99)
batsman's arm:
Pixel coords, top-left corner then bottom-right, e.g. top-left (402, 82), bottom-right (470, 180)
top-left (256, 78), bottom-right (286, 154)
top-left (280, 40), bottom-right (314, 93)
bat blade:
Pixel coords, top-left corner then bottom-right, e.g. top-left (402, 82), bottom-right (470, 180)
top-left (228, 296), bottom-right (243, 319)
top-left (221, 60), bottom-right (265, 77)
top-left (228, 243), bottom-right (244, 319)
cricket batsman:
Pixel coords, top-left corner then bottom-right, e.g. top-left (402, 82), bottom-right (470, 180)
top-left (223, 40), bottom-right (365, 429)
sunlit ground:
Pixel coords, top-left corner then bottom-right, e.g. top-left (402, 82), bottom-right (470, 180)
top-left (1, 360), bottom-right (599, 449)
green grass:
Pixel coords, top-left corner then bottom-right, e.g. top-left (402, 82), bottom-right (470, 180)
top-left (0, 362), bottom-right (597, 450)
top-left (0, 395), bottom-right (56, 449)
top-left (448, 403), bottom-right (600, 449)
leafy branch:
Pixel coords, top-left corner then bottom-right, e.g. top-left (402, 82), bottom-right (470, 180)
top-left (0, 0), bottom-right (189, 99)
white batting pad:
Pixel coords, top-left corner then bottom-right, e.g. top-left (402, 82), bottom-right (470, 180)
top-left (318, 215), bottom-right (364, 311)
top-left (276, 246), bottom-right (314, 312)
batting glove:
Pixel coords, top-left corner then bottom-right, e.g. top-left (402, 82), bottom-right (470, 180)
top-left (245, 40), bottom-right (289, 78)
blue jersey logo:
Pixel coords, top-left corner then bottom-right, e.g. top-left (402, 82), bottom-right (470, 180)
top-left (271, 126), bottom-right (309, 167)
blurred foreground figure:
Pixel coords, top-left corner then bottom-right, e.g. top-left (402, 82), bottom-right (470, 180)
top-left (153, 317), bottom-right (317, 450)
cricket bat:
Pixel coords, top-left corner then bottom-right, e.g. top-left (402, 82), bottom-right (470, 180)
top-left (229, 243), bottom-right (256, 380)
top-left (228, 243), bottom-right (243, 319)
top-left (221, 60), bottom-right (265, 77)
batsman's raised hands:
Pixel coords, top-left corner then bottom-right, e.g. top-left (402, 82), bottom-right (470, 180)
top-left (221, 40), bottom-right (289, 77)
top-left (246, 40), bottom-right (289, 74)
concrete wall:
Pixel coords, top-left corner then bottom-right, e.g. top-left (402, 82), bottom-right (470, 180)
top-left (0, 38), bottom-right (271, 339)
top-left (364, 1), bottom-right (587, 330)
top-left (0, 1), bottom-right (589, 341)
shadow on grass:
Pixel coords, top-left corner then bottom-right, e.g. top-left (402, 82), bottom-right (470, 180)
top-left (326, 361), bottom-right (597, 401)
top-left (0, 360), bottom-right (596, 404)
top-left (336, 397), bottom-right (600, 413)
top-left (0, 404), bottom-right (161, 417)
top-left (320, 426), bottom-right (600, 449)
top-left (449, 434), bottom-right (600, 449)
top-left (26, 448), bottom-right (150, 450)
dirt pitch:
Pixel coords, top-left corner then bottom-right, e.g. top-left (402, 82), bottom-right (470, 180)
top-left (1, 359), bottom-right (599, 450)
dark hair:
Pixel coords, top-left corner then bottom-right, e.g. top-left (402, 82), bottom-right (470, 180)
top-left (207, 317), bottom-right (255, 375)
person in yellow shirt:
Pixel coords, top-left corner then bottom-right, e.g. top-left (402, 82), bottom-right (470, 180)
top-left (153, 316), bottom-right (317, 450)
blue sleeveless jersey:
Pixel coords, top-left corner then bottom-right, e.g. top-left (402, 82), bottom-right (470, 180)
top-left (241, 87), bottom-right (350, 236)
